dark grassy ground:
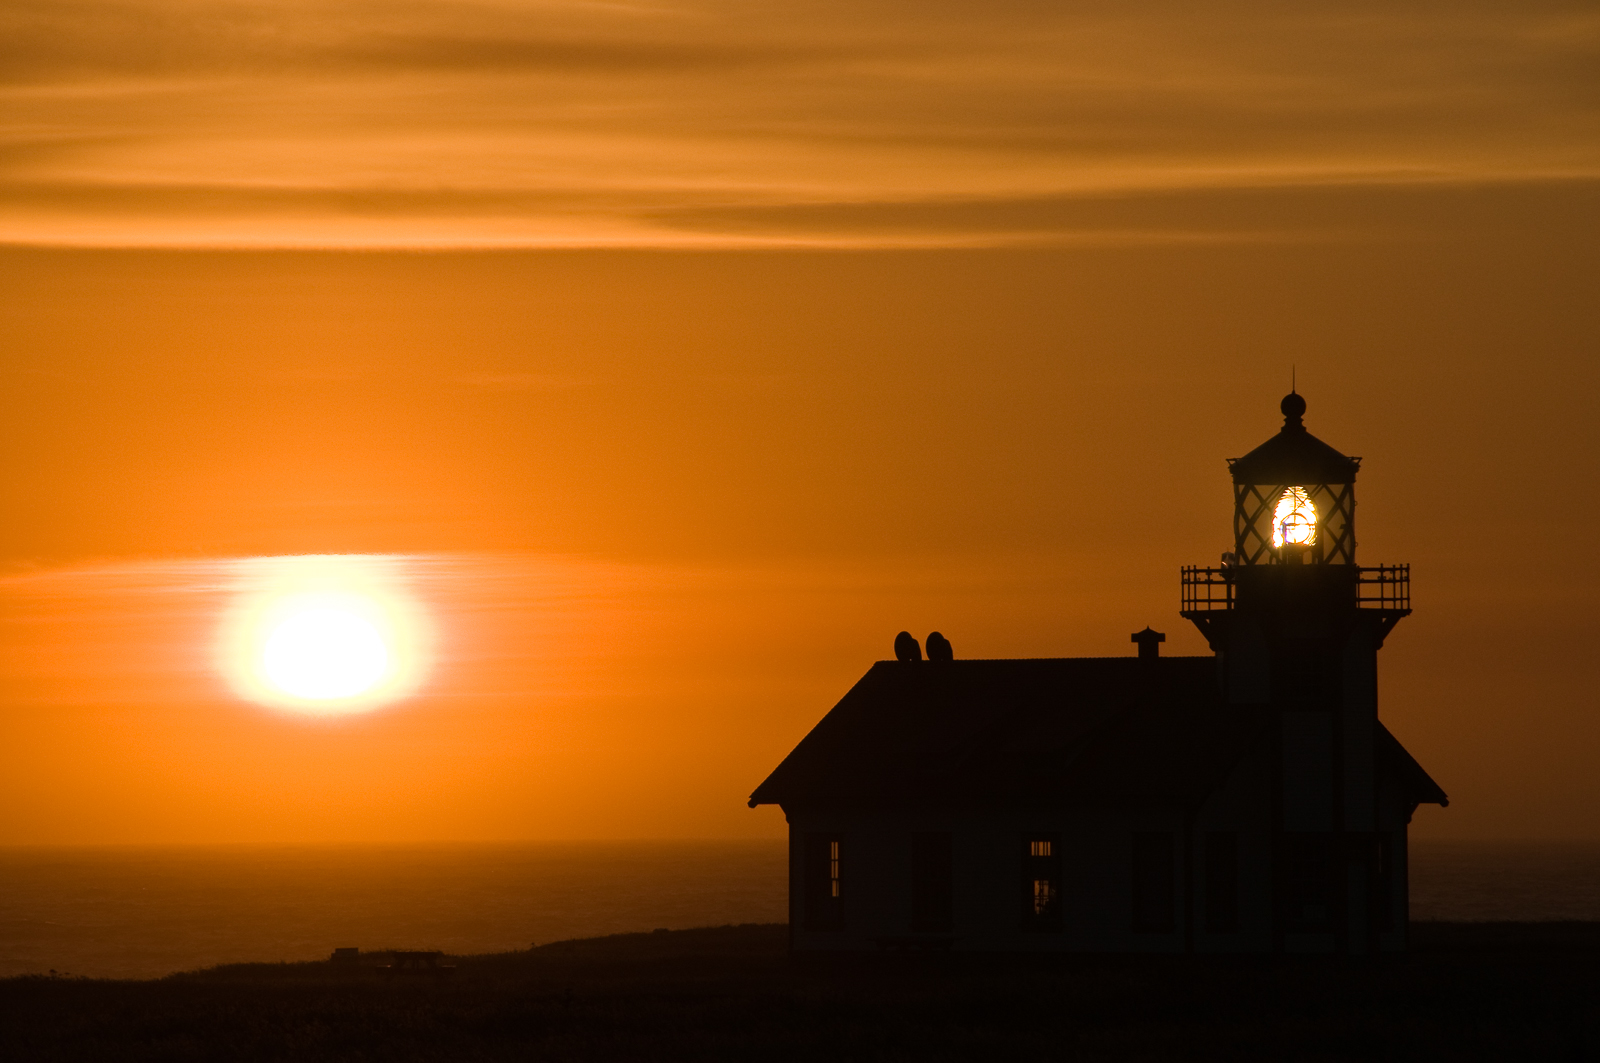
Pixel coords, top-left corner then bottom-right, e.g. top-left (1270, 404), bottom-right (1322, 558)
top-left (2, 922), bottom-right (1597, 1062)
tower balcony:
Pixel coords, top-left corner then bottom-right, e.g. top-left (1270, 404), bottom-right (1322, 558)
top-left (1180, 563), bottom-right (1411, 645)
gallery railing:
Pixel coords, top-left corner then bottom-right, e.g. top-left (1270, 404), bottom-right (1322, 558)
top-left (1180, 563), bottom-right (1410, 615)
top-left (1355, 563), bottom-right (1411, 612)
top-left (1179, 566), bottom-right (1235, 613)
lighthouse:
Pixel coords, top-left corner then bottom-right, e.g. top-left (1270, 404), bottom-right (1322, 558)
top-left (752, 392), bottom-right (1445, 954)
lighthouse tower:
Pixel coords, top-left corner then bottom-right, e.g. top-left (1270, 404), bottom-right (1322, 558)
top-left (1182, 392), bottom-right (1423, 952)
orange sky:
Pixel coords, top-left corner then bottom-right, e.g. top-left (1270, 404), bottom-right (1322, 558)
top-left (0, 0), bottom-right (1596, 843)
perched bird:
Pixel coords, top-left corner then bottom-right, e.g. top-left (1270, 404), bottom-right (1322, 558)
top-left (925, 631), bottom-right (954, 661)
top-left (893, 631), bottom-right (922, 662)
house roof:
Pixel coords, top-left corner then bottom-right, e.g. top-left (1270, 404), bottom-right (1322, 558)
top-left (1377, 724), bottom-right (1451, 807)
top-left (748, 656), bottom-right (1448, 811)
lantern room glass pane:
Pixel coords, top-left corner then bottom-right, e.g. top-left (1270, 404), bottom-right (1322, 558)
top-left (1234, 481), bottom-right (1356, 565)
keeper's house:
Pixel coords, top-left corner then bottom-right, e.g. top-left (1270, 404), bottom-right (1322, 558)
top-left (749, 394), bottom-right (1447, 955)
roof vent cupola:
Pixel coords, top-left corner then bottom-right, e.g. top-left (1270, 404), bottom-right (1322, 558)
top-left (1131, 627), bottom-right (1166, 660)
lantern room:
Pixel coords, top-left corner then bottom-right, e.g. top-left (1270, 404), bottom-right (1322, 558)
top-left (1181, 392), bottom-right (1410, 647)
top-left (1226, 392), bottom-right (1360, 566)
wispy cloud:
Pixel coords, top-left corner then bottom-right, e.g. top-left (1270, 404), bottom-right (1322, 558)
top-left (0, 549), bottom-right (1135, 707)
top-left (2, 0), bottom-right (1597, 247)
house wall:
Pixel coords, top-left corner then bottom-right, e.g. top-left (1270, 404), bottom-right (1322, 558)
top-left (783, 728), bottom-right (1414, 955)
top-left (785, 753), bottom-right (1283, 954)
top-left (789, 806), bottom-right (1207, 954)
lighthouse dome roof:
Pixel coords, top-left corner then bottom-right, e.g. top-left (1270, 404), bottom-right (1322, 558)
top-left (1228, 392), bottom-right (1360, 485)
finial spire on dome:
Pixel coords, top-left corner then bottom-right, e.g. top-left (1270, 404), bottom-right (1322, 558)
top-left (1281, 390), bottom-right (1306, 429)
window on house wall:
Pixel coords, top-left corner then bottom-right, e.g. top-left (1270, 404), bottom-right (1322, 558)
top-left (1020, 834), bottom-right (1063, 931)
top-left (1132, 832), bottom-right (1176, 933)
top-left (1205, 832), bottom-right (1240, 932)
top-left (911, 832), bottom-right (953, 933)
top-left (804, 834), bottom-right (844, 930)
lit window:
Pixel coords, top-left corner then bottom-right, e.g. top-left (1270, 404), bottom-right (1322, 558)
top-left (1032, 878), bottom-right (1055, 916)
top-left (1022, 835), bottom-right (1062, 930)
top-left (1272, 487), bottom-right (1318, 548)
top-left (806, 835), bottom-right (843, 930)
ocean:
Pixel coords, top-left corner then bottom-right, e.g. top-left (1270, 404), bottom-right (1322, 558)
top-left (0, 840), bottom-right (1594, 979)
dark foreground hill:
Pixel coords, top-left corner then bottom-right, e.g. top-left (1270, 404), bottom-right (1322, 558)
top-left (2, 922), bottom-right (1598, 1061)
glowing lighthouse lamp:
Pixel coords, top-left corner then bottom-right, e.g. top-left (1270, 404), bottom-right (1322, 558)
top-left (1272, 486), bottom-right (1318, 551)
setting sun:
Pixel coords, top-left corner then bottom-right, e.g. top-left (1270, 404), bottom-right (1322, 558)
top-left (217, 556), bottom-right (432, 715)
top-left (260, 593), bottom-right (390, 700)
